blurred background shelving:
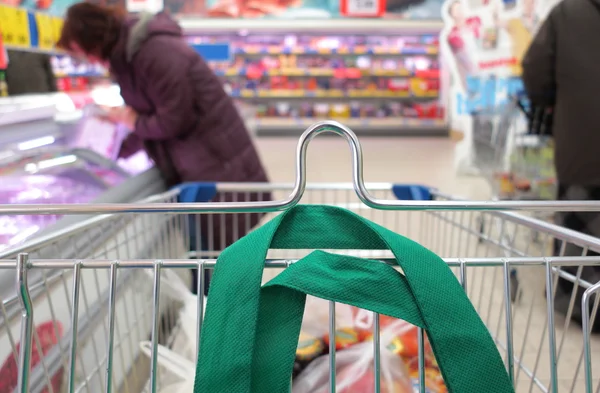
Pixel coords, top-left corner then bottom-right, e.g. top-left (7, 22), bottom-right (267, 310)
top-left (49, 19), bottom-right (448, 137)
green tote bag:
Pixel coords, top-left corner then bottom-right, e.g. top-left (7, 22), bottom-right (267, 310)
top-left (193, 205), bottom-right (514, 393)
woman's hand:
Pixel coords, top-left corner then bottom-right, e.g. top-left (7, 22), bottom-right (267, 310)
top-left (120, 107), bottom-right (139, 130)
top-left (100, 106), bottom-right (139, 130)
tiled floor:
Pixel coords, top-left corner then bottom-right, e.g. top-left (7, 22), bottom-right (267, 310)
top-left (254, 136), bottom-right (600, 393)
top-left (255, 136), bottom-right (490, 198)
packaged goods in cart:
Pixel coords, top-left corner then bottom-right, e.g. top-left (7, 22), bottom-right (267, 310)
top-left (293, 320), bottom-right (414, 393)
top-left (294, 304), bottom-right (447, 392)
top-left (356, 314), bottom-right (446, 393)
top-left (294, 332), bottom-right (326, 378)
top-left (405, 358), bottom-right (447, 393)
top-left (300, 296), bottom-right (356, 337)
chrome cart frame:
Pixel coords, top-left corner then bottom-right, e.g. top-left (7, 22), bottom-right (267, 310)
top-left (0, 121), bottom-right (599, 393)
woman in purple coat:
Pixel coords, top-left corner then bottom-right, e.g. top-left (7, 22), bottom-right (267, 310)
top-left (58, 3), bottom-right (271, 293)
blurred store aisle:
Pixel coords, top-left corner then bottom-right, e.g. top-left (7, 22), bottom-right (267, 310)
top-left (256, 136), bottom-right (490, 199)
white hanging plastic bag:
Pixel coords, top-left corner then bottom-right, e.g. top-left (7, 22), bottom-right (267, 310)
top-left (300, 295), bottom-right (356, 338)
top-left (139, 341), bottom-right (196, 392)
top-left (143, 269), bottom-right (206, 361)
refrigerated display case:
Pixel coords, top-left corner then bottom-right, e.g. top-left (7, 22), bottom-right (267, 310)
top-left (0, 90), bottom-right (106, 153)
top-left (181, 19), bottom-right (448, 136)
top-left (0, 145), bottom-right (156, 252)
top-left (0, 174), bottom-right (115, 252)
top-left (0, 88), bottom-right (136, 163)
top-left (0, 165), bottom-right (174, 393)
top-left (0, 93), bottom-right (160, 252)
top-left (0, 95), bottom-right (71, 149)
top-left (0, 100), bottom-right (171, 392)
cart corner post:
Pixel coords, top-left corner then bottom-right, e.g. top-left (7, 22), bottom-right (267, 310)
top-left (582, 281), bottom-right (600, 393)
top-left (16, 253), bottom-right (33, 393)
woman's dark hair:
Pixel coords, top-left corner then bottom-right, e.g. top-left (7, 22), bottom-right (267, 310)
top-left (57, 2), bottom-right (126, 60)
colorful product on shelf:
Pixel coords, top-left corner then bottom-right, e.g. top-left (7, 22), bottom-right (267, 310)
top-left (187, 34), bottom-right (439, 56)
top-left (51, 56), bottom-right (107, 78)
top-left (252, 100), bottom-right (443, 121)
top-left (222, 78), bottom-right (439, 98)
top-left (50, 32), bottom-right (444, 133)
top-left (56, 76), bottom-right (91, 92)
top-left (51, 55), bottom-right (108, 93)
top-left (197, 33), bottom-right (442, 117)
top-left (214, 54), bottom-right (439, 78)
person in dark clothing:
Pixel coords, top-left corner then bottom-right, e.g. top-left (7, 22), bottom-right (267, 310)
top-left (5, 50), bottom-right (57, 96)
top-left (57, 3), bottom-right (271, 295)
top-left (522, 0), bottom-right (600, 331)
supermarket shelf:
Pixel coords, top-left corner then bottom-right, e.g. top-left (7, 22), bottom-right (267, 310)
top-left (230, 89), bottom-right (439, 99)
top-left (215, 68), bottom-right (438, 78)
top-left (55, 72), bottom-right (108, 78)
top-left (55, 68), bottom-right (436, 79)
top-left (253, 117), bottom-right (448, 137)
top-left (232, 46), bottom-right (438, 56)
top-left (4, 45), bottom-right (61, 54)
top-left (179, 18), bottom-right (444, 34)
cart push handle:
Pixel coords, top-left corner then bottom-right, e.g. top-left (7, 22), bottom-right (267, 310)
top-left (513, 92), bottom-right (554, 137)
top-left (194, 204), bottom-right (515, 393)
top-left (0, 120), bottom-right (598, 214)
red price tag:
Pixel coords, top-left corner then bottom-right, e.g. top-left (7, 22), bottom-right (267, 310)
top-left (340, 0), bottom-right (385, 17)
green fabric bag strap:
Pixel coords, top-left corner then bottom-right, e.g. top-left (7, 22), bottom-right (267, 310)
top-left (193, 205), bottom-right (514, 393)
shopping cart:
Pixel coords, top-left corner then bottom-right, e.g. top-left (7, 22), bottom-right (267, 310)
top-left (0, 121), bottom-right (599, 393)
top-left (472, 95), bottom-right (556, 202)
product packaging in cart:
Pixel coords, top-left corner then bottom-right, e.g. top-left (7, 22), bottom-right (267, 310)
top-left (293, 305), bottom-right (447, 393)
top-left (293, 319), bottom-right (414, 393)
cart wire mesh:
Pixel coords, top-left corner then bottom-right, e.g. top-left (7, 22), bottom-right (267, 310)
top-left (0, 121), bottom-right (599, 393)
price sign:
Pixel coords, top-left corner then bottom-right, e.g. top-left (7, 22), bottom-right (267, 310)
top-left (340, 0), bottom-right (385, 17)
top-left (36, 13), bottom-right (54, 50)
top-left (8, 7), bottom-right (30, 49)
top-left (0, 5), bottom-right (16, 47)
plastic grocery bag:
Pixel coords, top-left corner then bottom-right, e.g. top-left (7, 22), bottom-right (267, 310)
top-left (142, 269), bottom-right (206, 361)
top-left (294, 299), bottom-right (372, 377)
top-left (300, 295), bottom-right (356, 337)
top-left (139, 341), bottom-right (195, 392)
top-left (294, 303), bottom-right (417, 378)
top-left (293, 319), bottom-right (414, 393)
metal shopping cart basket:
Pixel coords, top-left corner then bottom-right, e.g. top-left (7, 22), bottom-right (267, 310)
top-left (0, 121), bottom-right (599, 393)
top-left (472, 96), bottom-right (556, 202)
